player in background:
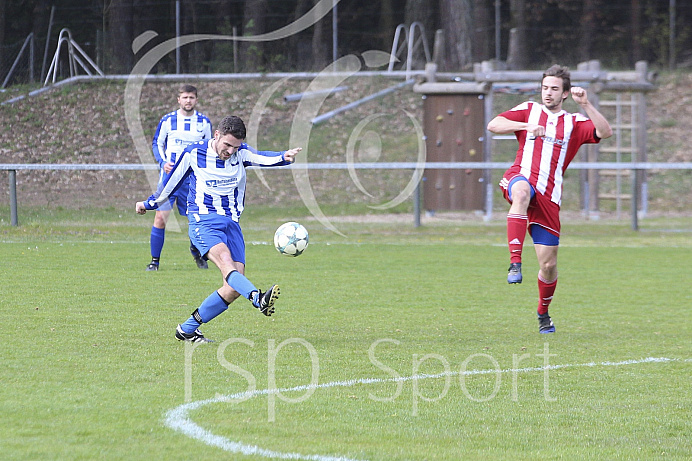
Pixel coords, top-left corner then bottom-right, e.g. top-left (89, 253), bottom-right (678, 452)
top-left (146, 84), bottom-right (212, 271)
top-left (136, 115), bottom-right (302, 343)
top-left (487, 65), bottom-right (613, 333)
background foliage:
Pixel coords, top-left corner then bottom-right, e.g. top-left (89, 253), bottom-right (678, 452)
top-left (1, 0), bottom-right (692, 86)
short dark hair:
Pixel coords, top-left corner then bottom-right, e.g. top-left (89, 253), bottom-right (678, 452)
top-left (178, 84), bottom-right (198, 96)
top-left (542, 65), bottom-right (571, 94)
top-left (217, 116), bottom-right (246, 140)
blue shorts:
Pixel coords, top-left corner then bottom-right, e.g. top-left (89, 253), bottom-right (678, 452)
top-left (529, 223), bottom-right (560, 246)
top-left (188, 214), bottom-right (246, 264)
top-left (157, 181), bottom-right (189, 216)
top-left (507, 176), bottom-right (536, 202)
top-left (505, 174), bottom-right (560, 243)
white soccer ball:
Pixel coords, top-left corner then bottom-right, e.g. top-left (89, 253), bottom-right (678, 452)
top-left (274, 222), bottom-right (309, 257)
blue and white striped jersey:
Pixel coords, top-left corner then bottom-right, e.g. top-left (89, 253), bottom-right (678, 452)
top-left (152, 110), bottom-right (212, 167)
top-left (143, 139), bottom-right (291, 222)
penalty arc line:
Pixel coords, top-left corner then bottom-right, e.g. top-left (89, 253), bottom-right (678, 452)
top-left (164, 356), bottom-right (690, 461)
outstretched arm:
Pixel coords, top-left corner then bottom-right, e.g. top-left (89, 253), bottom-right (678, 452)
top-left (282, 147), bottom-right (302, 163)
top-left (240, 145), bottom-right (302, 167)
top-left (571, 87), bottom-right (613, 139)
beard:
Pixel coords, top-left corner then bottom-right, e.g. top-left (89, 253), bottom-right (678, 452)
top-left (544, 101), bottom-right (560, 111)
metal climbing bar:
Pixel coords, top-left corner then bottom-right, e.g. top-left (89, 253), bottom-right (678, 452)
top-left (44, 28), bottom-right (104, 86)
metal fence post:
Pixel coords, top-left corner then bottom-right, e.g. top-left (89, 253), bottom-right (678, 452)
top-left (9, 170), bottom-right (18, 226)
top-left (631, 166), bottom-right (639, 231)
top-left (413, 180), bottom-right (421, 227)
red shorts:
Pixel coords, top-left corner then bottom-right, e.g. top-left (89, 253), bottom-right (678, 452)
top-left (500, 168), bottom-right (561, 237)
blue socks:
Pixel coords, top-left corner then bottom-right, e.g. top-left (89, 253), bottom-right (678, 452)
top-left (150, 226), bottom-right (165, 259)
top-left (226, 270), bottom-right (258, 300)
top-left (180, 271), bottom-right (258, 334)
top-left (181, 291), bottom-right (229, 334)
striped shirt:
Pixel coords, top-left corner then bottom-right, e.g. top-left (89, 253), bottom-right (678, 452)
top-left (143, 139), bottom-right (290, 222)
top-left (501, 101), bottom-right (599, 205)
top-left (152, 110), bottom-right (212, 167)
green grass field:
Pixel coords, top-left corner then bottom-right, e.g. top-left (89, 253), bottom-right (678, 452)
top-left (2, 207), bottom-right (691, 460)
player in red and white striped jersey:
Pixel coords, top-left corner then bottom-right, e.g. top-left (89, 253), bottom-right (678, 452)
top-left (487, 64), bottom-right (613, 333)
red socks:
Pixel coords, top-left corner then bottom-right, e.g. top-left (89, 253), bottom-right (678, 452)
top-left (508, 213), bottom-right (558, 316)
top-left (537, 274), bottom-right (558, 316)
top-left (507, 214), bottom-right (528, 264)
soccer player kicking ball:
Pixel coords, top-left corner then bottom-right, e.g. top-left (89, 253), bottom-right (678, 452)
top-left (487, 65), bottom-right (612, 333)
top-left (136, 115), bottom-right (302, 343)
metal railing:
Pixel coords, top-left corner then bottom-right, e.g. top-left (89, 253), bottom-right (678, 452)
top-left (3, 162), bottom-right (692, 229)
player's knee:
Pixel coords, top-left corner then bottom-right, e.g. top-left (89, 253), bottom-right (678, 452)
top-left (153, 214), bottom-right (168, 228)
top-left (540, 260), bottom-right (558, 278)
top-left (511, 187), bottom-right (531, 206)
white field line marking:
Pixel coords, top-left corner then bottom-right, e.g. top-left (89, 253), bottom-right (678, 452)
top-left (164, 356), bottom-right (690, 461)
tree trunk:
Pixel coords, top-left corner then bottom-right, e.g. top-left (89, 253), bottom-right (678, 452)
top-left (630, 0), bottom-right (642, 64)
top-left (310, 0), bottom-right (328, 70)
top-left (378, 0), bottom-right (394, 51)
top-left (130, 0), bottom-right (158, 63)
top-left (31, 0), bottom-right (52, 81)
top-left (0, 0), bottom-right (6, 71)
top-left (440, 0), bottom-right (473, 71)
top-left (578, 0), bottom-right (598, 63)
top-left (287, 0), bottom-right (315, 71)
top-left (108, 0), bottom-right (134, 73)
top-left (241, 0), bottom-right (268, 72)
top-left (181, 0), bottom-right (205, 73)
top-left (210, 0), bottom-right (238, 73)
top-left (506, 0), bottom-right (527, 69)
top-left (405, 0), bottom-right (436, 57)
top-left (472, 0), bottom-right (492, 62)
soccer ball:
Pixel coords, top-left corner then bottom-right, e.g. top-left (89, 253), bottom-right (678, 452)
top-left (274, 222), bottom-right (309, 257)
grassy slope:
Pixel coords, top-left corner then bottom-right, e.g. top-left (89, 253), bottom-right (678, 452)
top-left (0, 76), bottom-right (422, 211)
top-left (1, 72), bottom-right (691, 216)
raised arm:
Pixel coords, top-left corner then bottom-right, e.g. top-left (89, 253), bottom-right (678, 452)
top-left (571, 87), bottom-right (613, 140)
